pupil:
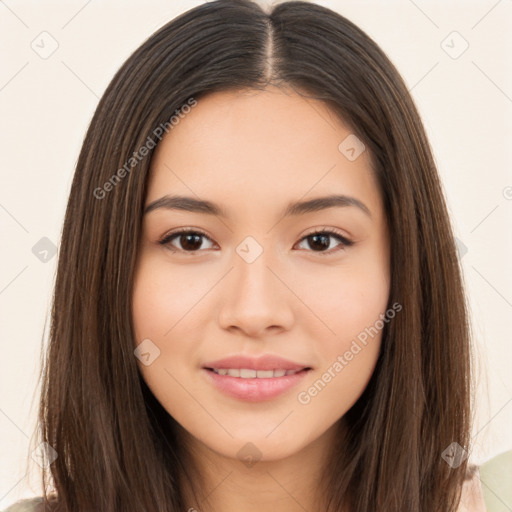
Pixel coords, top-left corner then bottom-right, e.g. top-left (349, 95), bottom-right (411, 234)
top-left (310, 234), bottom-right (329, 251)
top-left (182, 234), bottom-right (202, 250)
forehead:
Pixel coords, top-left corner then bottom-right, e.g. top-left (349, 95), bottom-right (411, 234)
top-left (145, 86), bottom-right (383, 222)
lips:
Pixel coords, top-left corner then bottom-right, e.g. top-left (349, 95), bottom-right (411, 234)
top-left (201, 354), bottom-right (312, 401)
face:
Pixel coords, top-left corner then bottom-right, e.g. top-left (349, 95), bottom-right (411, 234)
top-left (132, 86), bottom-right (390, 465)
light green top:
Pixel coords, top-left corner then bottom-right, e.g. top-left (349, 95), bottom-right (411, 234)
top-left (2, 497), bottom-right (43, 512)
top-left (479, 449), bottom-right (512, 512)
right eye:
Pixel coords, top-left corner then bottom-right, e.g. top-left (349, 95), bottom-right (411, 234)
top-left (158, 228), bottom-right (217, 253)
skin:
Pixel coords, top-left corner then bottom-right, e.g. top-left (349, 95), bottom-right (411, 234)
top-left (132, 85), bottom-right (390, 512)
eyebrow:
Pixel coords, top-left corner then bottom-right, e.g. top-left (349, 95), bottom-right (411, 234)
top-left (143, 194), bottom-right (372, 219)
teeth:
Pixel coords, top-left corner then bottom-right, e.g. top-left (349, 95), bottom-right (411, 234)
top-left (211, 368), bottom-right (303, 378)
top-left (255, 370), bottom-right (274, 378)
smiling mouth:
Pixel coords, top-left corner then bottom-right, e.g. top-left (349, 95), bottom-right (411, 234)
top-left (205, 367), bottom-right (312, 378)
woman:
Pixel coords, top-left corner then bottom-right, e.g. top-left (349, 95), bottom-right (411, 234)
top-left (4, 0), bottom-right (487, 510)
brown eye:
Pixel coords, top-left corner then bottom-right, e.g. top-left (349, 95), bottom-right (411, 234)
top-left (296, 229), bottom-right (353, 255)
top-left (159, 229), bottom-right (215, 253)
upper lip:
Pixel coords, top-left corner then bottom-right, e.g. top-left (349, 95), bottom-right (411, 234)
top-left (202, 354), bottom-right (311, 371)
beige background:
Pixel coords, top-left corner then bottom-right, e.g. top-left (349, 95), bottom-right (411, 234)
top-left (1, 0), bottom-right (511, 506)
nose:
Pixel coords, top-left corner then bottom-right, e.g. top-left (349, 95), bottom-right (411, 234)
top-left (217, 247), bottom-right (294, 338)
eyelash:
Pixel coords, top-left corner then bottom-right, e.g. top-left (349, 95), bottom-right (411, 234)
top-left (158, 227), bottom-right (354, 256)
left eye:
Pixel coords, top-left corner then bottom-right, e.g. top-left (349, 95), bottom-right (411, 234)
top-left (158, 228), bottom-right (353, 255)
top-left (296, 229), bottom-right (353, 254)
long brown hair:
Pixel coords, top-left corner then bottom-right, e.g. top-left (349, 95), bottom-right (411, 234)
top-left (30, 0), bottom-right (474, 510)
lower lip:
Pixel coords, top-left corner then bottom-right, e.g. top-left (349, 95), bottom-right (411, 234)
top-left (202, 368), bottom-right (311, 402)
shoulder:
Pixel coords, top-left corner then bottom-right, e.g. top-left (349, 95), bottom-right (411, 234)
top-left (2, 497), bottom-right (44, 512)
top-left (459, 465), bottom-right (487, 511)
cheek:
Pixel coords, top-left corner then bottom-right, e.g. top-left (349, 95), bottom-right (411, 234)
top-left (132, 254), bottom-right (201, 342)
top-left (297, 292), bottom-right (387, 424)
top-left (301, 255), bottom-right (390, 344)
top-left (295, 253), bottom-right (389, 413)
top-left (131, 258), bottom-right (196, 422)
top-left (131, 254), bottom-right (210, 404)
